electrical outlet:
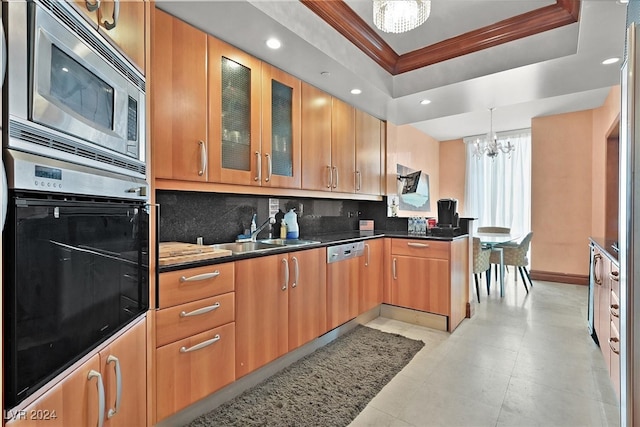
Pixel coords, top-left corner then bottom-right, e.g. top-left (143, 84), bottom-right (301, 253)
top-left (298, 203), bottom-right (304, 216)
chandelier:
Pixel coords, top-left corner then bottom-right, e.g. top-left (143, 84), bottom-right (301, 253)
top-left (373, 0), bottom-right (431, 34)
top-left (472, 108), bottom-right (515, 159)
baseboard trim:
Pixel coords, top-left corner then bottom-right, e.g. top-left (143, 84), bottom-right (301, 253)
top-left (530, 270), bottom-right (588, 286)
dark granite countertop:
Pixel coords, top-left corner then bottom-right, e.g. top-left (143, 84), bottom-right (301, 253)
top-left (590, 237), bottom-right (619, 263)
top-left (158, 230), bottom-right (469, 272)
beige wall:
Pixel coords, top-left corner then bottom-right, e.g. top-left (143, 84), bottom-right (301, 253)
top-left (386, 122), bottom-right (440, 217)
top-left (439, 138), bottom-right (466, 215)
top-left (591, 86), bottom-right (621, 238)
top-left (531, 110), bottom-right (593, 276)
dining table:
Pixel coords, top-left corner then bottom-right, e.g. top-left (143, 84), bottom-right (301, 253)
top-left (476, 232), bottom-right (523, 297)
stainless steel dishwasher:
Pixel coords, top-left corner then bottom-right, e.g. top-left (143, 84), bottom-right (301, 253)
top-left (326, 242), bottom-right (365, 330)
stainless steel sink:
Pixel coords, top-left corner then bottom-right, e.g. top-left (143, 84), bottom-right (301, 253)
top-left (211, 241), bottom-right (283, 254)
top-left (258, 239), bottom-right (321, 246)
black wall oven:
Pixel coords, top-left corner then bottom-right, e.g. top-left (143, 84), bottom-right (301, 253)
top-left (2, 153), bottom-right (149, 409)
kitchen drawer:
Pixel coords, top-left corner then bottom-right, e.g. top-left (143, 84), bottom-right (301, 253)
top-left (610, 289), bottom-right (620, 333)
top-left (156, 322), bottom-right (236, 422)
top-left (159, 262), bottom-right (234, 308)
top-left (391, 238), bottom-right (449, 260)
top-left (156, 292), bottom-right (235, 347)
top-left (610, 263), bottom-right (620, 299)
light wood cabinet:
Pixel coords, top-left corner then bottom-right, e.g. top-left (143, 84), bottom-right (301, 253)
top-left (156, 323), bottom-right (236, 422)
top-left (155, 262), bottom-right (236, 421)
top-left (609, 259), bottom-right (620, 400)
top-left (355, 110), bottom-right (382, 196)
top-left (390, 238), bottom-right (468, 332)
top-left (301, 82), bottom-right (332, 191)
top-left (360, 238), bottom-right (384, 313)
top-left (235, 248), bottom-right (326, 378)
top-left (594, 248), bottom-right (612, 371)
top-left (69, 0), bottom-right (145, 73)
top-left (208, 37), bottom-right (262, 186)
top-left (260, 63), bottom-right (302, 189)
top-left (331, 98), bottom-right (356, 193)
top-left (6, 318), bottom-right (147, 427)
top-left (151, 9), bottom-right (208, 181)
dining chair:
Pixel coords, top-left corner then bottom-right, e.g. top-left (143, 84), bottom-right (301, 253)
top-left (489, 231), bottom-right (534, 292)
top-left (472, 237), bottom-right (491, 302)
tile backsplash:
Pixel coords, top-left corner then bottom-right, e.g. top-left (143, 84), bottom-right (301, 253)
top-left (156, 191), bottom-right (389, 244)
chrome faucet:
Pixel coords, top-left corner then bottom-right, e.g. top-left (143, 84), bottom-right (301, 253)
top-left (237, 217), bottom-right (276, 242)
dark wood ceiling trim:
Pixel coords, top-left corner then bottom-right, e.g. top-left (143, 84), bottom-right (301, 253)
top-left (301, 0), bottom-right (581, 76)
top-left (396, 0), bottom-right (581, 74)
top-left (300, 0), bottom-right (398, 73)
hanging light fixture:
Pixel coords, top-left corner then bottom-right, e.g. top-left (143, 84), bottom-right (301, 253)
top-left (472, 108), bottom-right (515, 159)
top-left (373, 0), bottom-right (431, 34)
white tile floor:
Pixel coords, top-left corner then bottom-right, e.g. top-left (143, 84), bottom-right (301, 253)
top-left (352, 275), bottom-right (620, 427)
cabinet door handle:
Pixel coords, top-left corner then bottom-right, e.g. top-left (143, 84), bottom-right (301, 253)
top-left (365, 243), bottom-right (370, 267)
top-left (326, 166), bottom-right (332, 188)
top-left (332, 167), bottom-right (338, 189)
top-left (392, 257), bottom-right (397, 280)
top-left (356, 171), bottom-right (362, 191)
top-left (408, 242), bottom-right (429, 248)
top-left (610, 270), bottom-right (620, 281)
top-left (88, 370), bottom-right (106, 427)
top-left (609, 336), bottom-right (620, 354)
top-left (180, 302), bottom-right (221, 318)
top-left (610, 303), bottom-right (620, 318)
top-left (179, 271), bottom-right (220, 283)
top-left (291, 256), bottom-right (299, 288)
top-left (198, 140), bottom-right (206, 176)
top-left (282, 258), bottom-right (289, 291)
top-left (101, 0), bottom-right (120, 30)
top-left (593, 253), bottom-right (602, 285)
top-left (255, 151), bottom-right (262, 182)
top-left (265, 153), bottom-right (272, 182)
top-left (85, 0), bottom-right (100, 12)
top-left (180, 334), bottom-right (220, 353)
top-left (106, 355), bottom-right (122, 419)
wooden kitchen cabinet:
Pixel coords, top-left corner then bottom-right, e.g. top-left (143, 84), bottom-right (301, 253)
top-left (260, 63), bottom-right (302, 189)
top-left (359, 238), bottom-right (384, 313)
top-left (6, 318), bottom-right (147, 427)
top-left (208, 37), bottom-right (262, 186)
top-left (156, 323), bottom-right (236, 422)
top-left (355, 110), bottom-right (382, 196)
top-left (594, 248), bottom-right (612, 371)
top-left (151, 9), bottom-right (208, 181)
top-left (155, 261), bottom-right (236, 421)
top-left (301, 82), bottom-right (332, 191)
top-left (235, 248), bottom-right (326, 378)
top-left (68, 0), bottom-right (146, 73)
top-left (390, 238), bottom-right (468, 332)
top-left (331, 98), bottom-right (356, 193)
top-left (609, 260), bottom-right (621, 400)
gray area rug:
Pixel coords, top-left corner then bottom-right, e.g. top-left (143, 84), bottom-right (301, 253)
top-left (187, 325), bottom-right (424, 427)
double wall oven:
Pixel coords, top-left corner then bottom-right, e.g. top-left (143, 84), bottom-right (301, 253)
top-left (3, 0), bottom-right (148, 409)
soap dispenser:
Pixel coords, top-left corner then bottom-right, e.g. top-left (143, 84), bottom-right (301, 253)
top-left (280, 219), bottom-right (287, 239)
top-left (250, 214), bottom-right (257, 234)
top-left (284, 209), bottom-right (299, 239)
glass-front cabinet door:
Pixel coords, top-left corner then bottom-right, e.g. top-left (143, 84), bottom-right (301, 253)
top-left (261, 64), bottom-right (301, 188)
top-left (209, 37), bottom-right (262, 185)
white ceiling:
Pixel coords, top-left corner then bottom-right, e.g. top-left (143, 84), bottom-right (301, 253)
top-left (156, 0), bottom-right (628, 141)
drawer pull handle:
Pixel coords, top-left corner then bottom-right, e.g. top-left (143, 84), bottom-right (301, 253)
top-left (180, 302), bottom-right (221, 318)
top-left (407, 242), bottom-right (429, 248)
top-left (180, 334), bottom-right (221, 353)
top-left (179, 271), bottom-right (221, 283)
top-left (610, 304), bottom-right (620, 318)
top-left (610, 271), bottom-right (620, 281)
top-left (609, 336), bottom-right (620, 354)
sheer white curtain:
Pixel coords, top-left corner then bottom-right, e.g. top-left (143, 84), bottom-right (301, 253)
top-left (463, 130), bottom-right (531, 236)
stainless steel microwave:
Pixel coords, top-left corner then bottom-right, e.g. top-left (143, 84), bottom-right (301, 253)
top-left (5, 0), bottom-right (146, 179)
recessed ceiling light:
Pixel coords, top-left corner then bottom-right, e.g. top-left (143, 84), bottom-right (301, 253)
top-left (266, 38), bottom-right (281, 49)
top-left (618, 0), bottom-right (629, 4)
top-left (602, 57), bottom-right (620, 65)
top-left (420, 99), bottom-right (431, 105)
top-left (351, 89), bottom-right (362, 95)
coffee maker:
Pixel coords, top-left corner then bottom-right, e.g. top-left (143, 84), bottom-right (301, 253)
top-left (431, 198), bottom-right (461, 237)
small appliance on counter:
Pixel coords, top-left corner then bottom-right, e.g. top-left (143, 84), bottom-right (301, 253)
top-left (430, 198), bottom-right (462, 237)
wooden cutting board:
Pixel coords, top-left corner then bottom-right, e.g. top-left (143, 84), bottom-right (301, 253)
top-left (158, 242), bottom-right (232, 266)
